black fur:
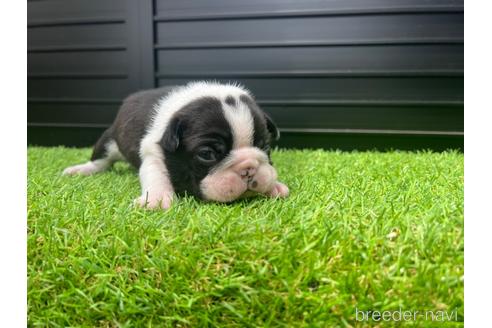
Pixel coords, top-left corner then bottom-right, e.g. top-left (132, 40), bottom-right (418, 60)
top-left (161, 97), bottom-right (233, 198)
top-left (90, 127), bottom-right (114, 161)
top-left (160, 115), bottom-right (182, 152)
top-left (111, 87), bottom-right (176, 167)
top-left (225, 95), bottom-right (237, 107)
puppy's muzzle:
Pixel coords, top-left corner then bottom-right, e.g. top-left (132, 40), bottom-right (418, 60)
top-left (200, 147), bottom-right (277, 202)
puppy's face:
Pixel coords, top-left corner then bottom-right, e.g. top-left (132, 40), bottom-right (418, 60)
top-left (160, 94), bottom-right (279, 202)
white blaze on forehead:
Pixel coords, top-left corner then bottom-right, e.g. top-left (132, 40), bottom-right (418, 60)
top-left (222, 100), bottom-right (254, 149)
top-left (140, 81), bottom-right (253, 157)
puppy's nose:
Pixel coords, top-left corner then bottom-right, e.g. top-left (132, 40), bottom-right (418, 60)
top-left (240, 167), bottom-right (256, 179)
top-left (234, 159), bottom-right (259, 179)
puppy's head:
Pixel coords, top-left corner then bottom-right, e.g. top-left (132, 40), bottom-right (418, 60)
top-left (160, 87), bottom-right (280, 202)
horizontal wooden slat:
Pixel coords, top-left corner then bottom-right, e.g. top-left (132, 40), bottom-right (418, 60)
top-left (155, 0), bottom-right (463, 22)
top-left (275, 130), bottom-right (463, 151)
top-left (28, 73), bottom-right (128, 79)
top-left (158, 77), bottom-right (464, 102)
top-left (259, 100), bottom-right (463, 107)
top-left (28, 51), bottom-right (128, 75)
top-left (27, 98), bottom-right (121, 104)
top-left (28, 0), bottom-right (126, 26)
top-left (156, 71), bottom-right (463, 78)
top-left (28, 45), bottom-right (127, 53)
top-left (28, 79), bottom-right (131, 99)
top-left (279, 128), bottom-right (462, 136)
top-left (28, 126), bottom-right (109, 148)
top-left (154, 40), bottom-right (463, 50)
top-left (263, 104), bottom-right (463, 132)
top-left (28, 103), bottom-right (119, 126)
top-left (28, 17), bottom-right (125, 28)
top-left (28, 23), bottom-right (126, 49)
top-left (156, 45), bottom-right (463, 76)
top-left (28, 122), bottom-right (110, 129)
top-left (156, 14), bottom-right (463, 49)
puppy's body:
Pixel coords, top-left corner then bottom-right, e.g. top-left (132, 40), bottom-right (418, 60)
top-left (63, 81), bottom-right (289, 208)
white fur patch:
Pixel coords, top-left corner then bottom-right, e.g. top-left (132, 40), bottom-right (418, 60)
top-left (222, 99), bottom-right (254, 149)
top-left (62, 160), bottom-right (107, 176)
top-left (135, 147), bottom-right (174, 209)
top-left (199, 147), bottom-right (278, 202)
top-left (139, 81), bottom-right (253, 157)
top-left (267, 181), bottom-right (290, 198)
top-left (62, 140), bottom-right (123, 176)
top-left (105, 140), bottom-right (124, 161)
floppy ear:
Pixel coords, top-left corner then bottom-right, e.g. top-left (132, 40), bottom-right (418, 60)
top-left (160, 116), bottom-right (183, 152)
top-left (264, 112), bottom-right (280, 141)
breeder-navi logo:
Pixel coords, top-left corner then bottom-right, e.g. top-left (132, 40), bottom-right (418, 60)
top-left (355, 307), bottom-right (459, 323)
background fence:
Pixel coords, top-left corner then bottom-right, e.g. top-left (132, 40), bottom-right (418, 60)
top-left (27, 0), bottom-right (464, 150)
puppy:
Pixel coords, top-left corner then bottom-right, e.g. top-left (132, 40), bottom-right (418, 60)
top-left (63, 81), bottom-right (289, 209)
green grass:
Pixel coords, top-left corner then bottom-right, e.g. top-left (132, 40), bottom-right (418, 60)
top-left (28, 147), bottom-right (464, 327)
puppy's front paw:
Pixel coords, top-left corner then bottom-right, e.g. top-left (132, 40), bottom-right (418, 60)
top-left (267, 181), bottom-right (289, 198)
top-left (134, 191), bottom-right (174, 210)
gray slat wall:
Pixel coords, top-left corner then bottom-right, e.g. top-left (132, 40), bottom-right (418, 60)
top-left (28, 0), bottom-right (464, 150)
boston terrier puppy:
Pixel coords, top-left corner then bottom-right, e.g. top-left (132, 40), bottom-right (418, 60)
top-left (63, 81), bottom-right (289, 209)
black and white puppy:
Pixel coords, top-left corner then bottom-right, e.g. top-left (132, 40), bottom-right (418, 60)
top-left (63, 81), bottom-right (289, 209)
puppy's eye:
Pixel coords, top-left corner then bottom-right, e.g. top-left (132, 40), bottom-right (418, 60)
top-left (196, 148), bottom-right (217, 163)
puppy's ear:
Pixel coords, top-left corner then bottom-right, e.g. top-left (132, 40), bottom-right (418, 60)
top-left (160, 116), bottom-right (183, 152)
top-left (264, 112), bottom-right (280, 141)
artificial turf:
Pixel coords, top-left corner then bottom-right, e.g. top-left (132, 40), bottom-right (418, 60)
top-left (27, 147), bottom-right (464, 327)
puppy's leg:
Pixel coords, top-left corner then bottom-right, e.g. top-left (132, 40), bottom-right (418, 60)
top-left (266, 181), bottom-right (289, 198)
top-left (134, 153), bottom-right (174, 209)
top-left (63, 128), bottom-right (123, 176)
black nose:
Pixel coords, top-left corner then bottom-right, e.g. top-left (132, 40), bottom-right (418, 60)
top-left (250, 180), bottom-right (258, 188)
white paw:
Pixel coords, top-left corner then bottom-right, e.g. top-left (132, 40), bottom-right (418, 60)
top-left (267, 181), bottom-right (289, 198)
top-left (134, 191), bottom-right (174, 210)
top-left (62, 162), bottom-right (99, 176)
